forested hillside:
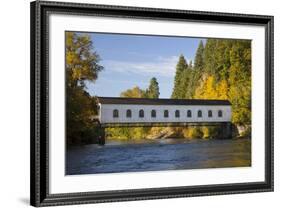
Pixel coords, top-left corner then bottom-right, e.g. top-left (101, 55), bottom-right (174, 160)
top-left (172, 39), bottom-right (251, 127)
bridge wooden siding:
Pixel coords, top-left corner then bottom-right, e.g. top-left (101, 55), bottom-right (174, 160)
top-left (94, 97), bottom-right (233, 143)
top-left (97, 97), bottom-right (231, 125)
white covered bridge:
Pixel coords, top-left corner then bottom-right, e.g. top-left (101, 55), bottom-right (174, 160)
top-left (96, 97), bottom-right (231, 126)
top-left (94, 97), bottom-right (233, 143)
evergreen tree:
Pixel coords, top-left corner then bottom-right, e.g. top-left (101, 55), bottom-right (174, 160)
top-left (179, 65), bottom-right (192, 99)
top-left (171, 55), bottom-right (188, 99)
top-left (203, 39), bottom-right (217, 76)
top-left (194, 40), bottom-right (204, 71)
top-left (203, 39), bottom-right (232, 82)
top-left (184, 41), bottom-right (204, 98)
top-left (146, 77), bottom-right (160, 98)
top-left (228, 40), bottom-right (251, 125)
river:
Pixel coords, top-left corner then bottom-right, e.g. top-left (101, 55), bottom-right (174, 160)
top-left (66, 138), bottom-right (251, 175)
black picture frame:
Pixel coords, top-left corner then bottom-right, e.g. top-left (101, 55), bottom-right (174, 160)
top-left (30, 0), bottom-right (274, 207)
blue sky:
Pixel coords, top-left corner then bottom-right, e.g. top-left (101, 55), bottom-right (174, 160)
top-left (84, 32), bottom-right (205, 98)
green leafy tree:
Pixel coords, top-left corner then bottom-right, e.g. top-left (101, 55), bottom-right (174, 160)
top-left (66, 32), bottom-right (103, 88)
top-left (66, 32), bottom-right (103, 144)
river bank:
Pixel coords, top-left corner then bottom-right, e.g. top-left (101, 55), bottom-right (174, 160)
top-left (66, 123), bottom-right (251, 145)
top-left (67, 125), bottom-right (251, 145)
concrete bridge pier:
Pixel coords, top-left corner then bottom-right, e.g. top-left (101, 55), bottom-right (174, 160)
top-left (221, 122), bottom-right (232, 139)
top-left (97, 127), bottom-right (105, 145)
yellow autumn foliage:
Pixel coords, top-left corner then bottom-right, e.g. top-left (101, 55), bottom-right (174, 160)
top-left (194, 75), bottom-right (228, 100)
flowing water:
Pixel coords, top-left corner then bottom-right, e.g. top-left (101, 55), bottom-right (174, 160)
top-left (66, 138), bottom-right (251, 175)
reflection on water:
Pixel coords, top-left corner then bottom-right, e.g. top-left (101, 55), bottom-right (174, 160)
top-left (66, 138), bottom-right (251, 175)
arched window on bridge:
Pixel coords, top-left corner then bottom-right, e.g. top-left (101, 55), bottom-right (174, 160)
top-left (208, 110), bottom-right (212, 117)
top-left (151, 110), bottom-right (156, 118)
top-left (175, 110), bottom-right (180, 118)
top-left (113, 109), bottom-right (119, 118)
top-left (164, 110), bottom-right (169, 118)
top-left (218, 110), bottom-right (223, 117)
top-left (187, 110), bottom-right (192, 118)
top-left (139, 109), bottom-right (144, 118)
top-left (126, 109), bottom-right (132, 118)
top-left (197, 110), bottom-right (202, 118)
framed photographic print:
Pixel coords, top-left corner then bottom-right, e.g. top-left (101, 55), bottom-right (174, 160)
top-left (30, 0), bottom-right (274, 206)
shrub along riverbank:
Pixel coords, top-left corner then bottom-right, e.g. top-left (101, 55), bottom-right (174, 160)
top-left (106, 125), bottom-right (251, 141)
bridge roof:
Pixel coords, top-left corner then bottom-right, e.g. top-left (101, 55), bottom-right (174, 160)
top-left (97, 97), bottom-right (231, 106)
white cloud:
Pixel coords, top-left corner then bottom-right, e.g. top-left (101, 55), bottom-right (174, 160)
top-left (102, 55), bottom-right (182, 77)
